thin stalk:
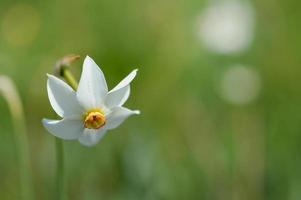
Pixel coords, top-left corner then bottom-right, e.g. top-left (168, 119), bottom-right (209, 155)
top-left (54, 55), bottom-right (79, 200)
top-left (60, 66), bottom-right (78, 90)
top-left (55, 138), bottom-right (65, 200)
top-left (0, 76), bottom-right (34, 200)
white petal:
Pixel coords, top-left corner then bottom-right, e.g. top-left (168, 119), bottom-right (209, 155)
top-left (42, 118), bottom-right (83, 140)
top-left (105, 69), bottom-right (137, 108)
top-left (105, 85), bottom-right (130, 108)
top-left (78, 128), bottom-right (107, 146)
top-left (47, 74), bottom-right (83, 118)
top-left (104, 107), bottom-right (140, 130)
top-left (77, 56), bottom-right (108, 109)
top-left (110, 69), bottom-right (138, 93)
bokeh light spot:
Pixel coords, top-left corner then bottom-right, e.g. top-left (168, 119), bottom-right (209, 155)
top-left (220, 65), bottom-right (261, 105)
top-left (2, 4), bottom-right (41, 47)
top-left (197, 0), bottom-right (255, 54)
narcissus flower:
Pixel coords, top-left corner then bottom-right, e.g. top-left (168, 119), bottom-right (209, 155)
top-left (42, 56), bottom-right (140, 146)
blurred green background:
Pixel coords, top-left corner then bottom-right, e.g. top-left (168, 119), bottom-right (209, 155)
top-left (0, 0), bottom-right (300, 199)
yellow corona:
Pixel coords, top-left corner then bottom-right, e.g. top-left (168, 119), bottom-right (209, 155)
top-left (83, 109), bottom-right (106, 129)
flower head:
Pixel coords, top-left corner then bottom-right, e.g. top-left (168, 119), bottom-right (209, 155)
top-left (42, 56), bottom-right (140, 146)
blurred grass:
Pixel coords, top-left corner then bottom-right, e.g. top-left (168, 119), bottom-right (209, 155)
top-left (0, 0), bottom-right (301, 199)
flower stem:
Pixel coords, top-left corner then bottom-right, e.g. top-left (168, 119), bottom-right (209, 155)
top-left (60, 66), bottom-right (78, 90)
top-left (54, 55), bottom-right (79, 200)
top-left (55, 138), bottom-right (65, 200)
top-left (56, 54), bottom-right (80, 90)
top-left (0, 76), bottom-right (34, 200)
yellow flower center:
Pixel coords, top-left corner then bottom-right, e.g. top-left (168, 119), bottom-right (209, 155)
top-left (83, 109), bottom-right (106, 129)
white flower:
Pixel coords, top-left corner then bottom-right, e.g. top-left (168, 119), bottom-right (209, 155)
top-left (42, 56), bottom-right (140, 146)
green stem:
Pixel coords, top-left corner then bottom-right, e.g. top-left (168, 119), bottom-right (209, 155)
top-left (55, 62), bottom-right (78, 200)
top-left (55, 138), bottom-right (65, 200)
top-left (60, 66), bottom-right (78, 90)
top-left (0, 76), bottom-right (34, 200)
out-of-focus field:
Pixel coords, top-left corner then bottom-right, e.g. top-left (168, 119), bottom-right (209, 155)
top-left (0, 0), bottom-right (301, 199)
